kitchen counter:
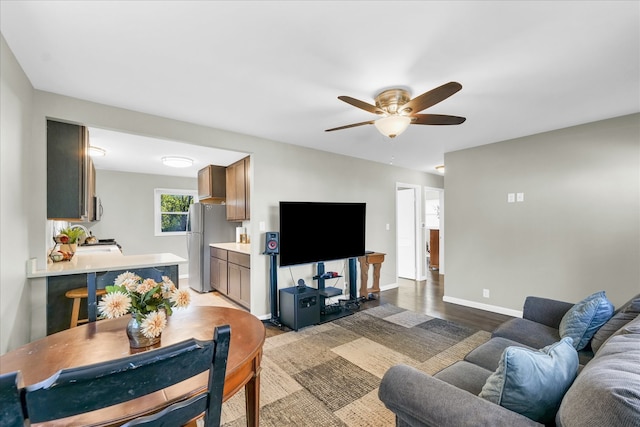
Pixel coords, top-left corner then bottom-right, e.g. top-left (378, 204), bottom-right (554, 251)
top-left (210, 242), bottom-right (251, 255)
top-left (27, 252), bottom-right (186, 278)
top-left (28, 252), bottom-right (186, 335)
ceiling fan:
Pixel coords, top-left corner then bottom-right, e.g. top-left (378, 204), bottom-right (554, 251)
top-left (325, 81), bottom-right (466, 138)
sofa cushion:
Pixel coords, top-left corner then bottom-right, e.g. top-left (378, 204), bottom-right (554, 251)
top-left (465, 337), bottom-right (534, 372)
top-left (559, 291), bottom-right (614, 350)
top-left (556, 315), bottom-right (640, 427)
top-left (479, 337), bottom-right (579, 424)
top-left (492, 317), bottom-right (561, 349)
top-left (434, 360), bottom-right (493, 396)
top-left (590, 297), bottom-right (640, 354)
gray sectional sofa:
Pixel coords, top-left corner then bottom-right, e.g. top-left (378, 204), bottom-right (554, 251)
top-left (379, 293), bottom-right (640, 427)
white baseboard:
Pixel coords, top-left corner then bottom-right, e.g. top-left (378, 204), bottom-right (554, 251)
top-left (379, 282), bottom-right (398, 292)
top-left (442, 296), bottom-right (523, 318)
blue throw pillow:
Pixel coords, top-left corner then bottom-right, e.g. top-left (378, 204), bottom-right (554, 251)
top-left (559, 291), bottom-right (614, 350)
top-left (479, 338), bottom-right (579, 423)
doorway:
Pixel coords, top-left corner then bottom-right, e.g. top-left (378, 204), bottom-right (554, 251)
top-left (396, 183), bottom-right (423, 280)
top-left (424, 188), bottom-right (444, 275)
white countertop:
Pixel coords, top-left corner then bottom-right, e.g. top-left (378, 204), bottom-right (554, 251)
top-left (27, 252), bottom-right (186, 278)
top-left (209, 242), bottom-right (251, 255)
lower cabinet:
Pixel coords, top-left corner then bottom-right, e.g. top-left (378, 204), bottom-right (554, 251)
top-left (210, 248), bottom-right (228, 294)
top-left (210, 247), bottom-right (250, 309)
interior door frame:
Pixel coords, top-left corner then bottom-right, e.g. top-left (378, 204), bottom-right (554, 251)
top-left (395, 182), bottom-right (424, 281)
top-left (424, 186), bottom-right (444, 275)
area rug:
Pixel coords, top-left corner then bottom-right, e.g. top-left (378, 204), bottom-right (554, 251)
top-left (220, 304), bottom-right (491, 427)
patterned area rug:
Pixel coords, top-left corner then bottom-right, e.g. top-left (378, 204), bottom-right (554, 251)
top-left (220, 304), bottom-right (491, 426)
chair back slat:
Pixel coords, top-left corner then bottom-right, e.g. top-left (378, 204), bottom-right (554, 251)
top-left (23, 325), bottom-right (231, 425)
top-left (0, 372), bottom-right (26, 427)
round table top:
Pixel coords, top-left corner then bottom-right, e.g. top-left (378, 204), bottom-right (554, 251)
top-left (0, 305), bottom-right (266, 426)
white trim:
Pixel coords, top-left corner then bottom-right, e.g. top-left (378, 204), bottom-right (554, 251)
top-left (396, 182), bottom-right (423, 281)
top-left (153, 188), bottom-right (197, 236)
top-left (379, 282), bottom-right (398, 291)
top-left (442, 295), bottom-right (523, 318)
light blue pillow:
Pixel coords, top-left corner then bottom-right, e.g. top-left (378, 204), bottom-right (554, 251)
top-left (479, 338), bottom-right (579, 423)
top-left (559, 291), bottom-right (614, 350)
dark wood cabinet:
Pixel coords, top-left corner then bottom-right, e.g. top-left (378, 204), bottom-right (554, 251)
top-left (429, 229), bottom-right (440, 270)
top-left (209, 247), bottom-right (250, 308)
top-left (47, 120), bottom-right (93, 221)
top-left (228, 251), bottom-right (250, 308)
top-left (198, 165), bottom-right (226, 204)
top-left (225, 156), bottom-right (250, 221)
top-left (209, 247), bottom-right (228, 294)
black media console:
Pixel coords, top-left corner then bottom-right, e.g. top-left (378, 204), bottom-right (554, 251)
top-left (277, 259), bottom-right (359, 330)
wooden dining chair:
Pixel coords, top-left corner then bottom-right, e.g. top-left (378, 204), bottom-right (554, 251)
top-left (0, 371), bottom-right (25, 427)
top-left (22, 324), bottom-right (231, 427)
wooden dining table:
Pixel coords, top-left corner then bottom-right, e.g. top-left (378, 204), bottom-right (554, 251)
top-left (0, 306), bottom-right (266, 426)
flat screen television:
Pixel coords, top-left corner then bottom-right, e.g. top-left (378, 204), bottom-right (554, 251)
top-left (279, 201), bottom-right (366, 267)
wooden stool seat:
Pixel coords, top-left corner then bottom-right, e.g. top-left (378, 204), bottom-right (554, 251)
top-left (65, 287), bottom-right (107, 328)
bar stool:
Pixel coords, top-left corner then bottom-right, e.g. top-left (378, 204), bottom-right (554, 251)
top-left (65, 287), bottom-right (107, 328)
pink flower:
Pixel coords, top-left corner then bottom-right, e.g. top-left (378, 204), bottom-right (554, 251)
top-left (98, 291), bottom-right (131, 319)
top-left (140, 310), bottom-right (167, 338)
top-left (170, 289), bottom-right (191, 308)
top-left (136, 278), bottom-right (157, 294)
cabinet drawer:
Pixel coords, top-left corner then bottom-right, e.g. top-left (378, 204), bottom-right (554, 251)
top-left (210, 247), bottom-right (227, 260)
top-left (228, 251), bottom-right (250, 268)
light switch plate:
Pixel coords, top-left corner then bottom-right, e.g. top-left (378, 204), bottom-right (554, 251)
top-left (507, 193), bottom-right (515, 203)
top-left (516, 192), bottom-right (524, 202)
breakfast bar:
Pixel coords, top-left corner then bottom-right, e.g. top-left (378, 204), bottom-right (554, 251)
top-left (27, 252), bottom-right (186, 335)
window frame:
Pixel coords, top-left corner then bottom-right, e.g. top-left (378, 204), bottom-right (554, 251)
top-left (153, 188), bottom-right (198, 236)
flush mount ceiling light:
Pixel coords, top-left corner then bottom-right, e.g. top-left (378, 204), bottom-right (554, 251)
top-left (89, 146), bottom-right (106, 157)
top-left (435, 165), bottom-right (445, 173)
top-left (162, 156), bottom-right (193, 168)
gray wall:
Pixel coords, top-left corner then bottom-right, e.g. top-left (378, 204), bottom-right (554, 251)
top-left (0, 34), bottom-right (34, 353)
top-left (89, 170), bottom-right (197, 275)
top-left (444, 114), bottom-right (640, 310)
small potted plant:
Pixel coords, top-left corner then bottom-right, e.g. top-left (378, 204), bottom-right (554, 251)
top-left (50, 227), bottom-right (86, 261)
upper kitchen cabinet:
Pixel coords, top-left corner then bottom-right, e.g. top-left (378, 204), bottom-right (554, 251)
top-left (225, 156), bottom-right (250, 221)
top-left (197, 165), bottom-right (226, 204)
top-left (47, 119), bottom-right (95, 221)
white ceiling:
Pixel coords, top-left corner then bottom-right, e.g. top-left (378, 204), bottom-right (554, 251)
top-left (1, 1), bottom-right (638, 176)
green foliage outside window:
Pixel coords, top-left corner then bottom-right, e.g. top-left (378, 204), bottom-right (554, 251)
top-left (160, 194), bottom-right (193, 232)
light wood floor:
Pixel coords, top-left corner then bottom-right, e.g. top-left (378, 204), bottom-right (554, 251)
top-left (181, 271), bottom-right (514, 335)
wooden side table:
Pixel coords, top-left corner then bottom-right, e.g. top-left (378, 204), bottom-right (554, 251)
top-left (358, 252), bottom-right (385, 298)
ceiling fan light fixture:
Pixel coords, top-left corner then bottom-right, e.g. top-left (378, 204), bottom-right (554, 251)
top-left (162, 156), bottom-right (193, 168)
top-left (374, 115), bottom-right (411, 138)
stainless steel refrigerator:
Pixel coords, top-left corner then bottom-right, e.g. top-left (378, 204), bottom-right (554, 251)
top-left (186, 203), bottom-right (236, 292)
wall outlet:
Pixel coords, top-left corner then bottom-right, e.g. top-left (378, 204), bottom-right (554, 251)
top-left (516, 192), bottom-right (524, 202)
top-left (483, 289), bottom-right (490, 298)
top-left (507, 193), bottom-right (515, 203)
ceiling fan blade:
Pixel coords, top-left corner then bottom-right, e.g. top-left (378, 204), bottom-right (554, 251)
top-left (410, 114), bottom-right (466, 125)
top-left (400, 82), bottom-right (462, 114)
top-left (325, 120), bottom-right (375, 132)
top-left (338, 96), bottom-right (385, 115)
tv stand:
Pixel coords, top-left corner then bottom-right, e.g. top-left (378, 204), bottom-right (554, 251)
top-left (314, 260), bottom-right (359, 323)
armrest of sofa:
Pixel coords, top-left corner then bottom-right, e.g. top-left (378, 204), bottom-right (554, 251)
top-left (522, 296), bottom-right (574, 329)
top-left (379, 365), bottom-right (543, 427)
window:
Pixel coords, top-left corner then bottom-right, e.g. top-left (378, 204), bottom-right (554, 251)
top-left (154, 189), bottom-right (197, 236)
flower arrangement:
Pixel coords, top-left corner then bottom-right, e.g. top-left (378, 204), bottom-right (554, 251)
top-left (98, 271), bottom-right (191, 338)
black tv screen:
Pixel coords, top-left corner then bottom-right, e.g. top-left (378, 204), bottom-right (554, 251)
top-left (279, 201), bottom-right (366, 267)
